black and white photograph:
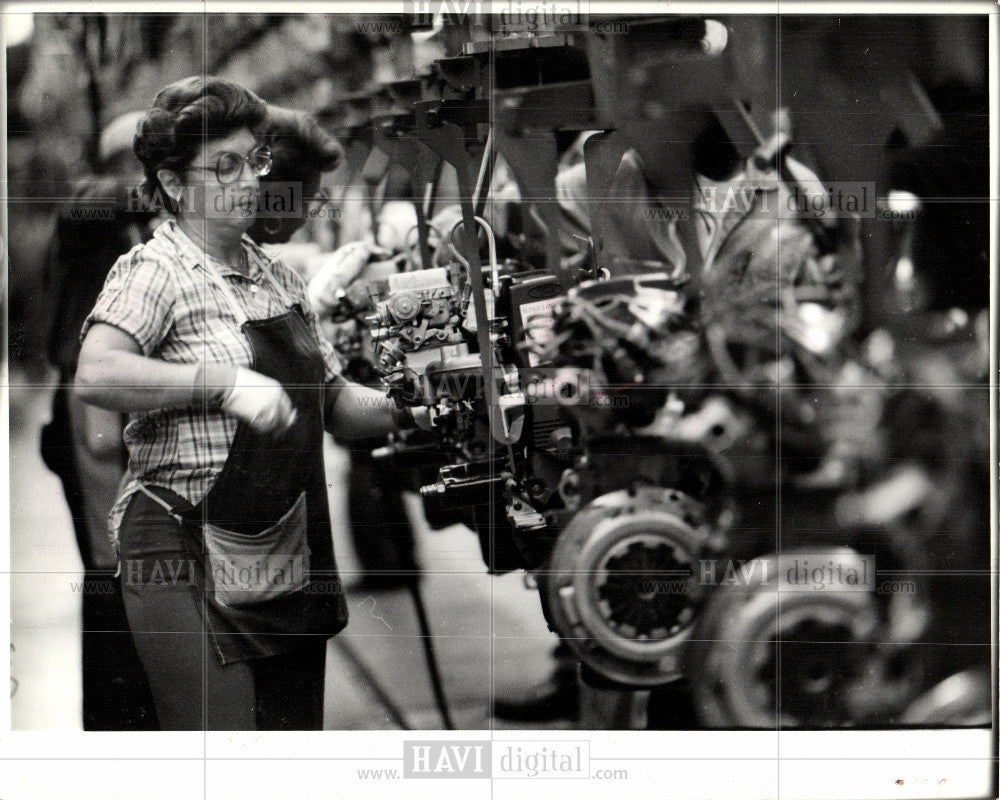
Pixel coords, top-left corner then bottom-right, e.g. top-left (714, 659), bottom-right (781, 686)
top-left (2, 3), bottom-right (996, 799)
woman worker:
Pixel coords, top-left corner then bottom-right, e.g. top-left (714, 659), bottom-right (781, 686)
top-left (74, 75), bottom-right (426, 730)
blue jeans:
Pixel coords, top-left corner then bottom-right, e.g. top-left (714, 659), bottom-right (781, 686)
top-left (118, 487), bottom-right (326, 730)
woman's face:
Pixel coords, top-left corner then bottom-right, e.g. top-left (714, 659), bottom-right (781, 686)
top-left (248, 171), bottom-right (319, 245)
top-left (162, 127), bottom-right (265, 233)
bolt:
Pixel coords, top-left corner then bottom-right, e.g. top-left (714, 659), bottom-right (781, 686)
top-left (527, 480), bottom-right (546, 498)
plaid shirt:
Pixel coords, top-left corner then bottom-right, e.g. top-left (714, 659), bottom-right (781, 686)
top-left (81, 217), bottom-right (341, 547)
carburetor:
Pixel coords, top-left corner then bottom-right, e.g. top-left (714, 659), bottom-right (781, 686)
top-left (368, 266), bottom-right (466, 358)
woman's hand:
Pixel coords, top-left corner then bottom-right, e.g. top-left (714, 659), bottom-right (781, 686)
top-left (307, 240), bottom-right (391, 315)
top-left (221, 367), bottom-right (297, 435)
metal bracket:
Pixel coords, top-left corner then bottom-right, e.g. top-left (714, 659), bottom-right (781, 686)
top-left (413, 99), bottom-right (503, 448)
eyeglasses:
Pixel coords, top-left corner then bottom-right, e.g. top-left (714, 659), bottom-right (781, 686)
top-left (188, 144), bottom-right (273, 185)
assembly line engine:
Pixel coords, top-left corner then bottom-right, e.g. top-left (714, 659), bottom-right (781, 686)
top-left (366, 215), bottom-right (731, 687)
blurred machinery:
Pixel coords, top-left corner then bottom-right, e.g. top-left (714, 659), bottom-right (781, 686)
top-left (316, 15), bottom-right (989, 728)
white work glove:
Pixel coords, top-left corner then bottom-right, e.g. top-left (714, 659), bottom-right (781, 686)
top-left (307, 240), bottom-right (391, 316)
top-left (375, 200), bottom-right (418, 252)
top-left (220, 367), bottom-right (297, 435)
top-left (409, 406), bottom-right (436, 431)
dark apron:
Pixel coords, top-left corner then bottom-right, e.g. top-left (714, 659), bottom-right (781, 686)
top-left (141, 266), bottom-right (348, 665)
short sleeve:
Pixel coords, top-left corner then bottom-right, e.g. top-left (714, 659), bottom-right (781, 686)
top-left (80, 249), bottom-right (176, 355)
top-left (266, 255), bottom-right (343, 381)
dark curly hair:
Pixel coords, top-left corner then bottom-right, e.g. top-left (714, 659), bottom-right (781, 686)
top-left (248, 105), bottom-right (343, 244)
top-left (133, 75), bottom-right (268, 213)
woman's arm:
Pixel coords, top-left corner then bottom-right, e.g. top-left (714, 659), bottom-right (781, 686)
top-left (323, 377), bottom-right (433, 440)
top-left (323, 376), bottom-right (397, 440)
top-left (76, 322), bottom-right (298, 434)
top-left (75, 323), bottom-right (199, 412)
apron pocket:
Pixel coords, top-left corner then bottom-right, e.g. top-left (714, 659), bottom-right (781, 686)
top-left (202, 490), bottom-right (311, 608)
